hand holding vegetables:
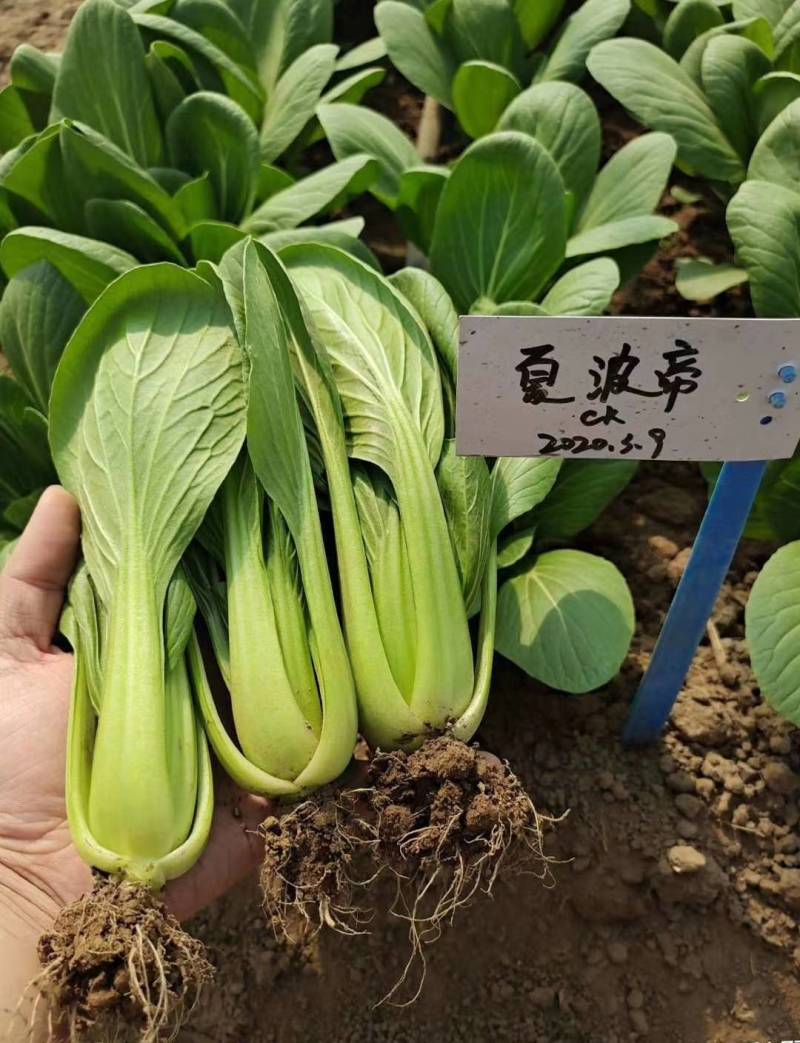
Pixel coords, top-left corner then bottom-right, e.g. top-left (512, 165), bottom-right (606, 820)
top-left (0, 488), bottom-right (268, 1042)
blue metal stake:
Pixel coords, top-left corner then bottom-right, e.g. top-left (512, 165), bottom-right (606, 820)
top-left (623, 460), bottom-right (768, 746)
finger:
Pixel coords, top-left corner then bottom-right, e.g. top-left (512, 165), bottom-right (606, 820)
top-left (165, 778), bottom-right (271, 922)
top-left (0, 487), bottom-right (81, 652)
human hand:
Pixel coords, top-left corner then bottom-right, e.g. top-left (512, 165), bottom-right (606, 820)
top-left (0, 487), bottom-right (266, 1037)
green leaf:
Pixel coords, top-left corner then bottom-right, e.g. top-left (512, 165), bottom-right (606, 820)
top-left (447, 0), bottom-right (525, 73)
top-left (541, 258), bottom-right (620, 315)
top-left (336, 37), bottom-right (388, 72)
top-left (133, 12), bottom-right (263, 122)
top-left (146, 41), bottom-right (188, 122)
top-left (85, 198), bottom-right (186, 264)
top-left (488, 300), bottom-right (549, 315)
top-left (389, 266), bottom-right (459, 391)
top-left (727, 179), bottom-right (800, 316)
top-left (682, 18), bottom-right (775, 83)
top-left (0, 378), bottom-right (55, 502)
top-left (318, 102), bottom-right (419, 206)
top-left (733, 0), bottom-right (793, 24)
top-left (255, 164), bottom-right (295, 203)
top-left (189, 220), bottom-right (245, 262)
top-left (755, 70), bottom-right (800, 131)
top-left (675, 257), bottom-right (749, 300)
top-left (452, 60), bottom-right (521, 138)
top-left (0, 125), bottom-right (81, 232)
top-left (540, 0), bottom-right (631, 83)
top-left (260, 43), bottom-right (338, 163)
top-left (702, 35), bottom-right (772, 160)
top-left (261, 219), bottom-right (378, 268)
top-left (170, 0), bottom-right (256, 70)
top-left (577, 132), bottom-right (676, 232)
top-left (52, 0), bottom-right (163, 167)
top-left (0, 87), bottom-right (37, 152)
top-left (284, 243), bottom-right (445, 474)
top-left (50, 263), bottom-right (246, 603)
top-left (490, 456), bottom-right (561, 540)
top-left (496, 549), bottom-right (635, 693)
top-left (10, 45), bottom-right (60, 95)
top-left (497, 527), bottom-right (536, 569)
top-left (429, 131), bottom-right (566, 312)
top-left (3, 489), bottom-right (45, 534)
top-left (0, 261), bottom-right (86, 413)
top-left (746, 542), bottom-right (800, 723)
top-left (0, 228), bottom-right (138, 303)
top-left (436, 440), bottom-right (492, 613)
top-left (513, 0), bottom-right (566, 49)
top-left (531, 459), bottom-right (638, 544)
top-left (762, 459), bottom-right (800, 543)
top-left (497, 81), bottom-right (602, 207)
top-left (60, 122), bottom-right (186, 240)
top-left (319, 66), bottom-right (386, 108)
top-left (566, 214), bottom-right (677, 258)
top-left (773, 1), bottom-right (800, 66)
top-left (375, 0), bottom-right (456, 107)
top-left (664, 0), bottom-right (724, 59)
top-left (167, 92), bottom-right (260, 221)
top-left (396, 164), bottom-right (449, 252)
top-left (587, 37), bottom-right (745, 182)
top-left (749, 95), bottom-right (800, 189)
top-left (175, 172), bottom-right (217, 224)
top-left (243, 155), bottom-right (377, 231)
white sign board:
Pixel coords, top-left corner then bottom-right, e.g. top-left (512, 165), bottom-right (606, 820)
top-left (456, 316), bottom-right (800, 462)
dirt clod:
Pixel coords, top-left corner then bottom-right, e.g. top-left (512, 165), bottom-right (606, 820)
top-left (36, 877), bottom-right (211, 1042)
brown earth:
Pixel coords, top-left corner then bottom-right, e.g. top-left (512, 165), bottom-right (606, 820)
top-left (3, 5), bottom-right (800, 1042)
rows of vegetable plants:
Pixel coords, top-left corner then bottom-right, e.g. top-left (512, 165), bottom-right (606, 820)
top-left (0, 0), bottom-right (799, 1039)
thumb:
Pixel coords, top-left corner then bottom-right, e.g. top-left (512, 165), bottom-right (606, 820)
top-left (0, 486), bottom-right (81, 654)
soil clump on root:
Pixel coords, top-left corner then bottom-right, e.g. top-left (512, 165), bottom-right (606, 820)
top-left (258, 737), bottom-right (553, 1004)
top-left (360, 736), bottom-right (553, 1001)
top-left (36, 877), bottom-right (212, 1042)
top-left (260, 797), bottom-right (367, 943)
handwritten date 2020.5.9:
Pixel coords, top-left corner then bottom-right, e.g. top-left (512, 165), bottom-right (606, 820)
top-left (537, 428), bottom-right (667, 459)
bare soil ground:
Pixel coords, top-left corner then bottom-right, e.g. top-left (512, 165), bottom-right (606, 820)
top-left (4, 5), bottom-right (800, 1042)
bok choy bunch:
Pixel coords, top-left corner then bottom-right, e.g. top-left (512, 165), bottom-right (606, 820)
top-left (240, 243), bottom-right (563, 970)
top-left (187, 240), bottom-right (359, 797)
top-left (39, 262), bottom-right (246, 1039)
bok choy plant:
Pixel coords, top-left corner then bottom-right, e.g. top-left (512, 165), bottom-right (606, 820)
top-left (185, 239), bottom-right (359, 802)
top-left (37, 262), bottom-right (247, 1039)
top-left (319, 81), bottom-right (678, 269)
top-left (588, 2), bottom-right (800, 191)
top-left (375, 0), bottom-right (630, 138)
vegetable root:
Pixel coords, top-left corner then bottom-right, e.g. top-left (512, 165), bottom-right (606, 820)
top-left (35, 878), bottom-right (212, 1042)
top-left (357, 736), bottom-right (554, 1004)
top-left (259, 737), bottom-right (554, 1004)
top-left (259, 797), bottom-right (371, 942)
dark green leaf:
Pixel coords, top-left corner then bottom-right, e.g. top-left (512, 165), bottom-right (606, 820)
top-left (85, 198), bottom-right (186, 263)
top-left (318, 102), bottom-right (419, 205)
top-left (167, 92), bottom-right (260, 221)
top-left (429, 131), bottom-right (566, 311)
top-left (531, 459), bottom-right (638, 544)
top-left (52, 0), bottom-right (163, 167)
top-left (496, 549), bottom-right (635, 693)
top-left (498, 81), bottom-right (601, 207)
top-left (0, 227), bottom-right (137, 303)
top-left (0, 261), bottom-right (86, 413)
top-left (452, 60), bottom-right (521, 138)
top-left (375, 0), bottom-right (456, 107)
